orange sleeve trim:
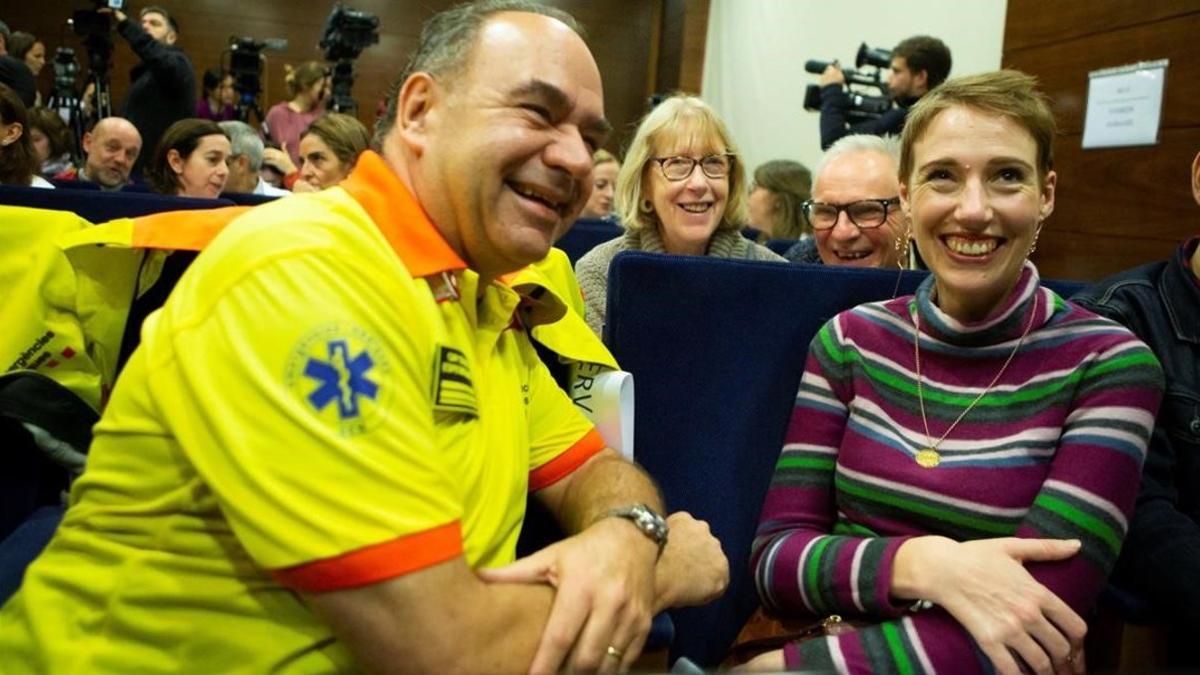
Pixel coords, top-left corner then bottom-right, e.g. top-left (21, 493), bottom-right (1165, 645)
top-left (271, 521), bottom-right (463, 592)
top-left (528, 427), bottom-right (606, 492)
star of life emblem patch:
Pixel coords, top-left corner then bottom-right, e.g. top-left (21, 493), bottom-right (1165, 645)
top-left (432, 344), bottom-right (477, 416)
top-left (285, 322), bottom-right (392, 437)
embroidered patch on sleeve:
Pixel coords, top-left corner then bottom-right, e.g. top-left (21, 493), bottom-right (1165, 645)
top-left (284, 323), bottom-right (392, 437)
top-left (431, 345), bottom-right (477, 416)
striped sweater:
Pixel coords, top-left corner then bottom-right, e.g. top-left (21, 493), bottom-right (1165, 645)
top-left (751, 263), bottom-right (1164, 673)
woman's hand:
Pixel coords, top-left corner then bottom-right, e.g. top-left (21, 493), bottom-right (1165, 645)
top-left (894, 536), bottom-right (1087, 675)
top-left (262, 144), bottom-right (298, 176)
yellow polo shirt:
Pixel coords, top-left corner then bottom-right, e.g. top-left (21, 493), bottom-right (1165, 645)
top-left (0, 152), bottom-right (605, 673)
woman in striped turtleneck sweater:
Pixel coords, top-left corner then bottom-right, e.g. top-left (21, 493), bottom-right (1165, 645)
top-left (747, 71), bottom-right (1164, 674)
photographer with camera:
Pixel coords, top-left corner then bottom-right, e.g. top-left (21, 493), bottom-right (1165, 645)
top-left (818, 35), bottom-right (950, 150)
top-left (100, 4), bottom-right (196, 173)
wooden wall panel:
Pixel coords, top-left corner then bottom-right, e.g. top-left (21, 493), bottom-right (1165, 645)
top-left (1004, 1), bottom-right (1200, 281)
top-left (1050, 127), bottom-right (1200, 241)
top-left (1004, 13), bottom-right (1200, 135)
top-left (1032, 230), bottom-right (1178, 282)
top-left (677, 0), bottom-right (709, 95)
top-left (1004, 0), bottom-right (1198, 52)
top-left (4, 0), bottom-right (655, 153)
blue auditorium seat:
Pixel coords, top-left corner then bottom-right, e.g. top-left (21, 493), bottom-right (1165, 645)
top-left (764, 238), bottom-right (797, 256)
top-left (223, 192), bottom-right (280, 206)
top-left (47, 178), bottom-right (99, 190)
top-left (555, 217), bottom-right (622, 264)
top-left (0, 184), bottom-right (234, 222)
top-left (603, 252), bottom-right (1085, 666)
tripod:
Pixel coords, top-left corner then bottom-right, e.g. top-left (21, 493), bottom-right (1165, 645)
top-left (328, 59), bottom-right (357, 115)
top-left (235, 93), bottom-right (264, 126)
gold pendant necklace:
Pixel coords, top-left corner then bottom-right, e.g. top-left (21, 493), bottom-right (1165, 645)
top-left (912, 292), bottom-right (1039, 469)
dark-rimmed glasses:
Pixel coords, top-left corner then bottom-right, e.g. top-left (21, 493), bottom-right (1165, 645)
top-left (803, 197), bottom-right (899, 230)
top-left (650, 154), bottom-right (735, 181)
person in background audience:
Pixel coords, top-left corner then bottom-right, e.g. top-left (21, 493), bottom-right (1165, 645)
top-left (0, 83), bottom-right (52, 188)
top-left (264, 61), bottom-right (327, 167)
top-left (748, 159), bottom-right (811, 243)
top-left (0, 27), bottom-right (36, 109)
top-left (789, 134), bottom-right (904, 267)
top-left (0, 2), bottom-right (728, 672)
top-left (1071, 149), bottom-right (1200, 668)
top-left (266, 113), bottom-right (370, 192)
top-left (103, 5), bottom-right (196, 175)
top-left (580, 148), bottom-right (619, 220)
top-left (8, 32), bottom-right (44, 104)
top-left (745, 70), bottom-right (1163, 675)
top-left (296, 113), bottom-right (368, 191)
top-left (575, 94), bottom-right (785, 336)
top-left (53, 117), bottom-right (141, 191)
top-left (218, 120), bottom-right (289, 197)
top-left (197, 67), bottom-right (236, 122)
top-left (26, 106), bottom-right (73, 177)
top-left (145, 118), bottom-right (229, 198)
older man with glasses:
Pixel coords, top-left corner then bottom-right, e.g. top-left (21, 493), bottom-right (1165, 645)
top-left (784, 134), bottom-right (904, 268)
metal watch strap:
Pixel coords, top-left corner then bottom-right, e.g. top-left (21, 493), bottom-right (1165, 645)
top-left (598, 503), bottom-right (669, 556)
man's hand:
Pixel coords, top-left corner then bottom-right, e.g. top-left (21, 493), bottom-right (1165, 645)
top-left (479, 517), bottom-right (658, 674)
top-left (819, 63), bottom-right (846, 87)
top-left (654, 512), bottom-right (728, 612)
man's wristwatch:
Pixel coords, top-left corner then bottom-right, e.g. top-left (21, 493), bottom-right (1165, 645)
top-left (600, 504), bottom-right (669, 556)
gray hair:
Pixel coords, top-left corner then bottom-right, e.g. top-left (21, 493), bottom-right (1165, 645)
top-left (218, 120), bottom-right (263, 171)
top-left (0, 21), bottom-right (10, 43)
top-left (813, 134), bottom-right (901, 182)
top-left (373, 0), bottom-right (583, 147)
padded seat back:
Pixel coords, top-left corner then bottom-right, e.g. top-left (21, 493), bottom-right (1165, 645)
top-left (604, 252), bottom-right (1085, 665)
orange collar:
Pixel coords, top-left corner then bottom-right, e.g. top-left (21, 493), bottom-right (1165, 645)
top-left (340, 151), bottom-right (467, 278)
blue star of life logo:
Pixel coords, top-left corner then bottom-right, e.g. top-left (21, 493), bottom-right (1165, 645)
top-left (303, 339), bottom-right (379, 420)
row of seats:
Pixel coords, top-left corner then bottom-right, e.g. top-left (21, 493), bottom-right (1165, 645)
top-left (0, 188), bottom-right (1151, 668)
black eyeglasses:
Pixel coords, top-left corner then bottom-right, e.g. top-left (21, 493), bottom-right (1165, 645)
top-left (650, 154), bottom-right (735, 181)
top-left (803, 197), bottom-right (899, 230)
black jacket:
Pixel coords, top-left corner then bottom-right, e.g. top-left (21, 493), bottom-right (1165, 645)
top-left (1072, 238), bottom-right (1200, 631)
top-left (117, 19), bottom-right (196, 171)
top-left (818, 84), bottom-right (908, 151)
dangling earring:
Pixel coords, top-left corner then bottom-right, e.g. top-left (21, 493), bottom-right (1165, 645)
top-left (1028, 224), bottom-right (1042, 257)
top-left (639, 199), bottom-right (653, 214)
top-left (894, 227), bottom-right (911, 270)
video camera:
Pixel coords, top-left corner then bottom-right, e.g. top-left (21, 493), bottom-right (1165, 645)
top-left (227, 36), bottom-right (287, 122)
top-left (70, 0), bottom-right (124, 38)
top-left (51, 48), bottom-right (80, 96)
top-left (319, 3), bottom-right (379, 62)
top-left (803, 42), bottom-right (894, 123)
top-left (318, 3), bottom-right (380, 114)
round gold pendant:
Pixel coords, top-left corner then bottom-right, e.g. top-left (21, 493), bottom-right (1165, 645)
top-left (915, 449), bottom-right (940, 468)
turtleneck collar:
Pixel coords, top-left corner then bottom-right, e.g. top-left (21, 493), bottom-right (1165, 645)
top-left (912, 261), bottom-right (1051, 347)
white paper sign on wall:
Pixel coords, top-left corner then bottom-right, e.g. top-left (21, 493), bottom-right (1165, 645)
top-left (1082, 59), bottom-right (1168, 149)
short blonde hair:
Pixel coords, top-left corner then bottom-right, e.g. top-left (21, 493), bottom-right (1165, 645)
top-left (614, 94), bottom-right (748, 232)
top-left (900, 70), bottom-right (1056, 184)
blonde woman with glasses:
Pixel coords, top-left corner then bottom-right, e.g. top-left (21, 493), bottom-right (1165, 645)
top-left (574, 94), bottom-right (784, 336)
